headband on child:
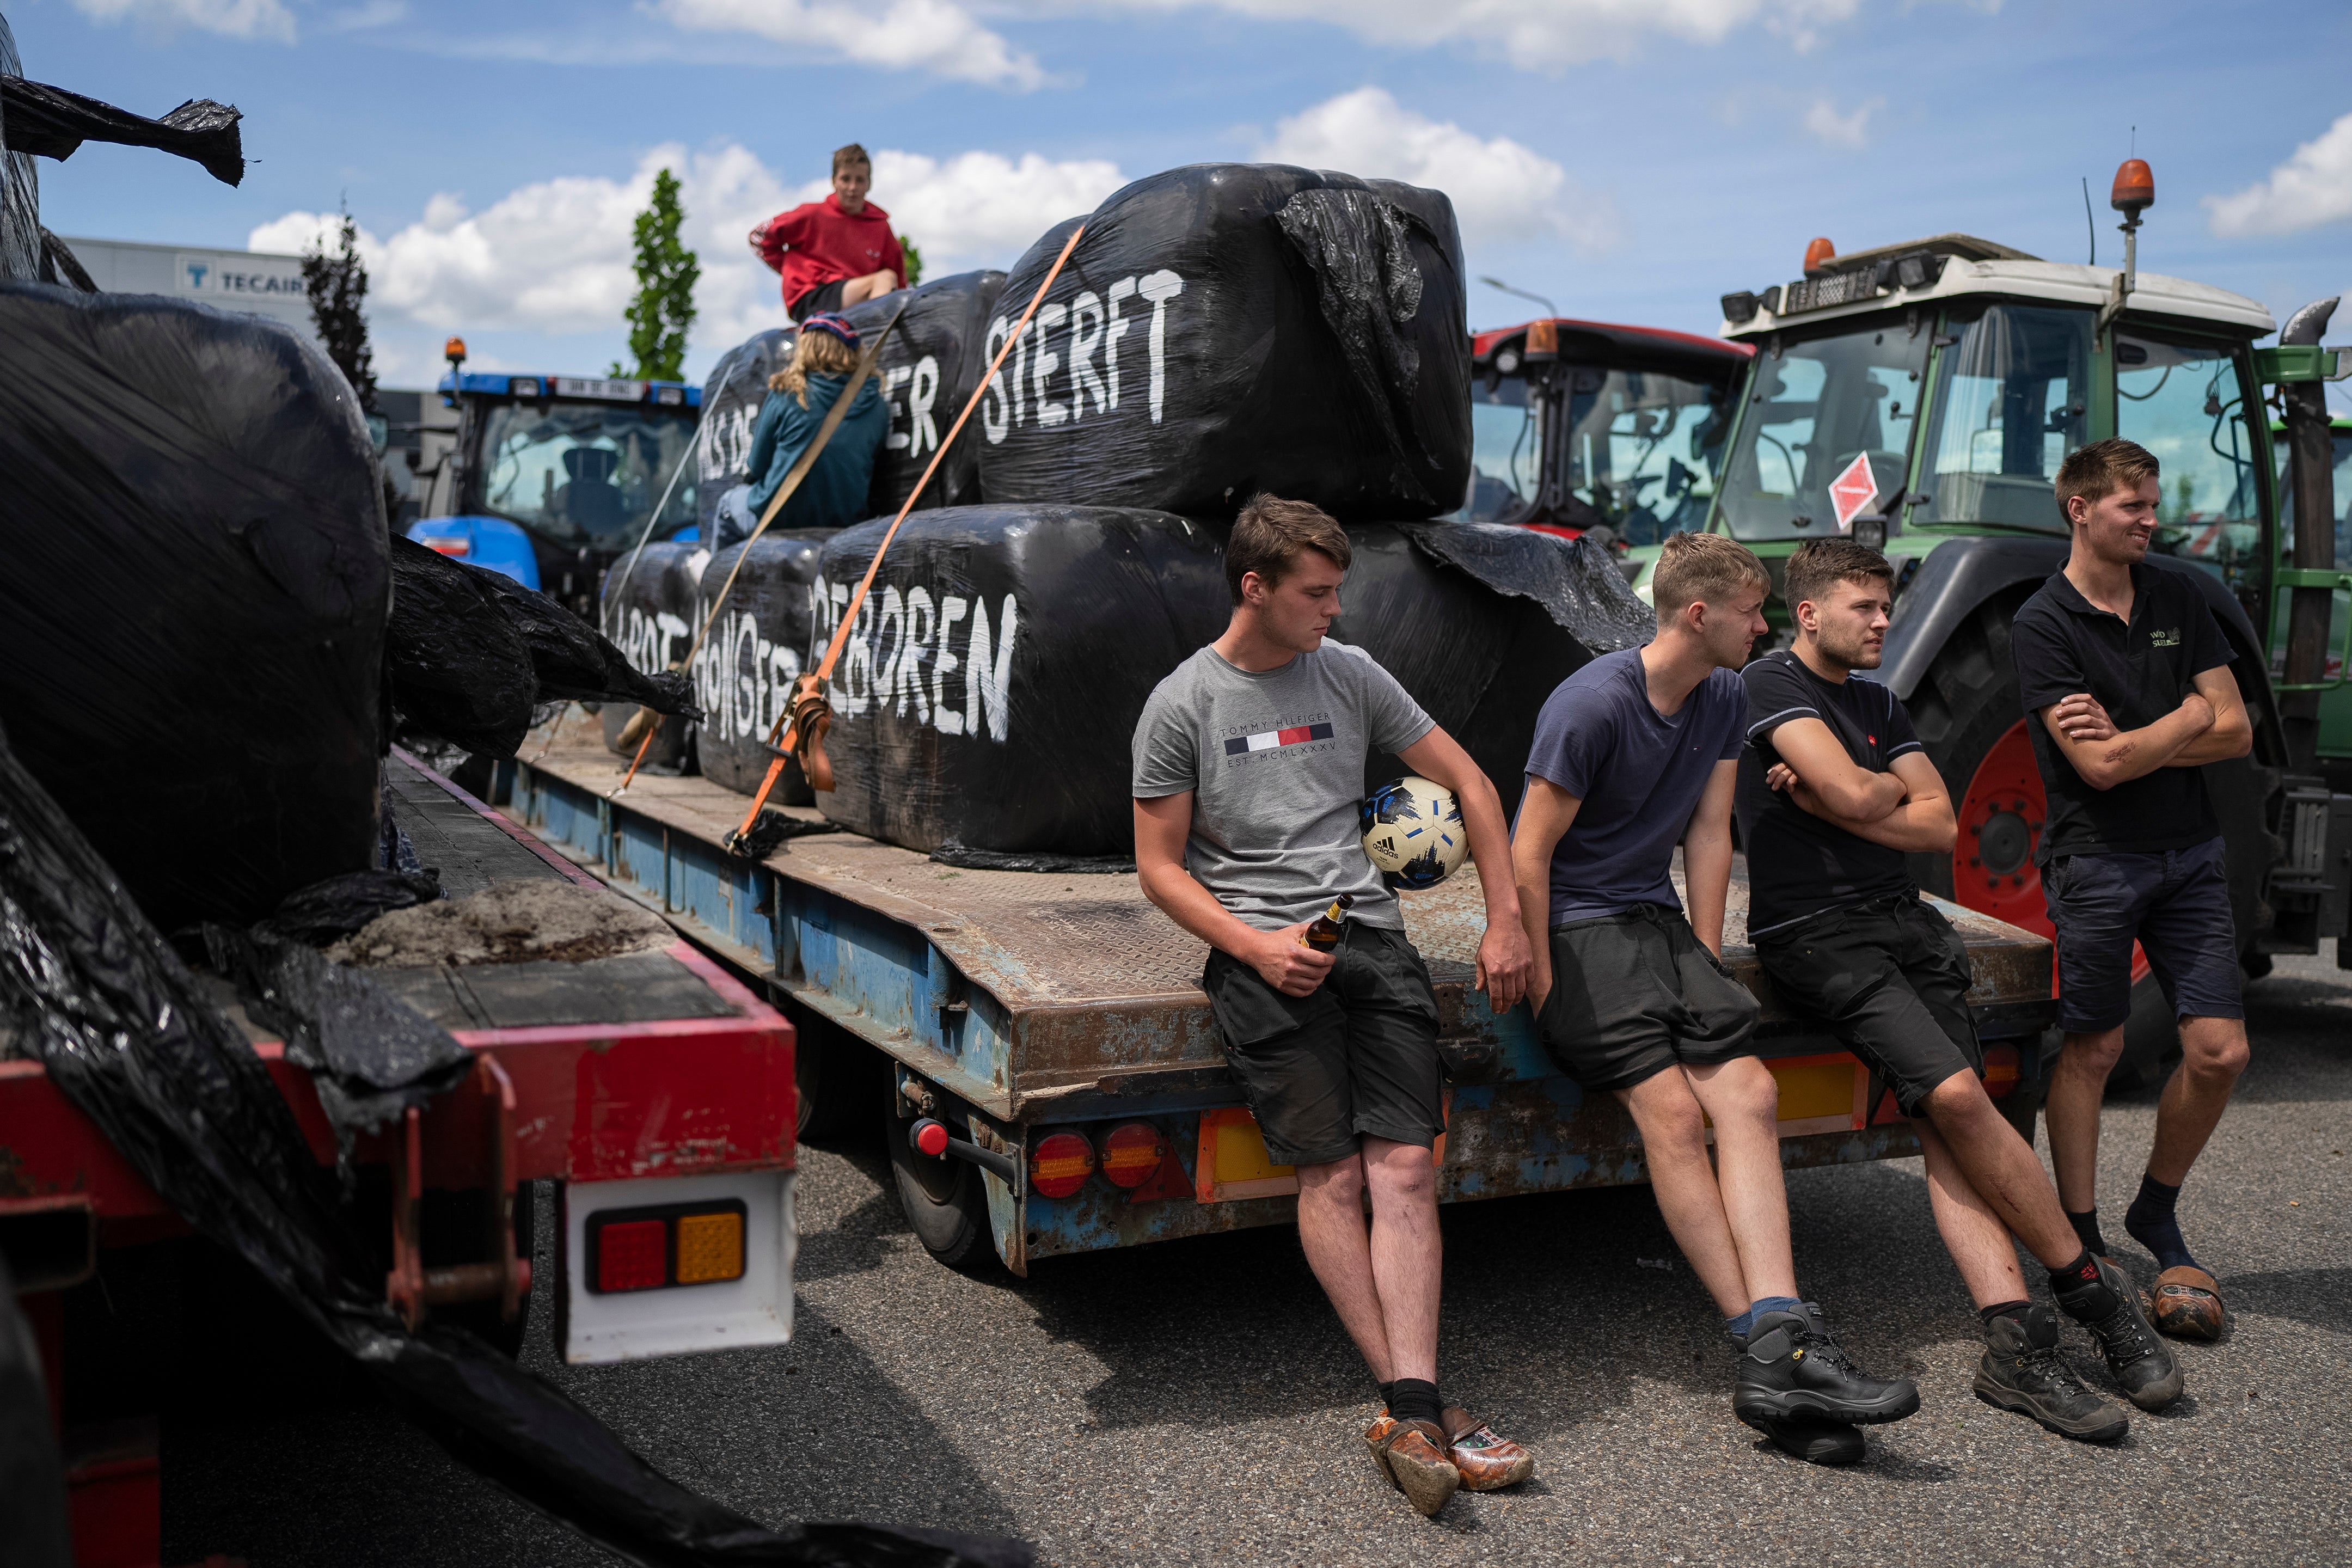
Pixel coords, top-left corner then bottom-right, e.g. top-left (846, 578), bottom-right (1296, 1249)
top-left (800, 312), bottom-right (859, 350)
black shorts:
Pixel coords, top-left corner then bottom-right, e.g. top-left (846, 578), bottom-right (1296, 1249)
top-left (788, 278), bottom-right (847, 323)
top-left (2043, 836), bottom-right (2243, 1033)
top-left (1538, 903), bottom-right (1760, 1093)
top-left (1753, 893), bottom-right (1982, 1117)
top-left (1202, 923), bottom-right (1443, 1168)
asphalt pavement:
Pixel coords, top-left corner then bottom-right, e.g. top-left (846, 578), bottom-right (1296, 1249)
top-left (163, 947), bottom-right (2352, 1567)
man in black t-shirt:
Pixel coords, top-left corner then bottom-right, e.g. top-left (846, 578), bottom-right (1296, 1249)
top-left (2012, 438), bottom-right (2253, 1347)
top-left (1738, 539), bottom-right (2146, 1440)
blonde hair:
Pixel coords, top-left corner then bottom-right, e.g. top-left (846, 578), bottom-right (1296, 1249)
top-left (1653, 531), bottom-right (1768, 614)
top-left (769, 330), bottom-right (862, 408)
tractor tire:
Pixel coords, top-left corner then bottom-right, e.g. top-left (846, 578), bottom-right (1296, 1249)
top-left (885, 1088), bottom-right (1002, 1273)
top-left (1904, 597), bottom-right (2177, 1097)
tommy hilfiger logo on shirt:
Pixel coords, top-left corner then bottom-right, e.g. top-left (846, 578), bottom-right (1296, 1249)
top-left (1224, 722), bottom-right (1334, 756)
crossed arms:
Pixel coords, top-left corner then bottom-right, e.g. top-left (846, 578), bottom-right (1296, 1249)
top-left (2037, 667), bottom-right (2250, 790)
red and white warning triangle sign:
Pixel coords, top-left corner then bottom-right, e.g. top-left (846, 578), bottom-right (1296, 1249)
top-left (1828, 452), bottom-right (1881, 533)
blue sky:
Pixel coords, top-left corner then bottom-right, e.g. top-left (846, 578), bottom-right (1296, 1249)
top-left (14, 0), bottom-right (2352, 398)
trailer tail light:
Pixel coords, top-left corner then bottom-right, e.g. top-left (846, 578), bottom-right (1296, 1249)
top-left (1028, 1130), bottom-right (1095, 1198)
top-left (1982, 1044), bottom-right (2022, 1100)
top-left (421, 535), bottom-right (471, 558)
top-left (1099, 1122), bottom-right (1165, 1189)
top-left (585, 1199), bottom-right (748, 1293)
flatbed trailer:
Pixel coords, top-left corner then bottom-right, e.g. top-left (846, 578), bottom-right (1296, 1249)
top-left (508, 734), bottom-right (2056, 1277)
top-left (0, 751), bottom-right (798, 1567)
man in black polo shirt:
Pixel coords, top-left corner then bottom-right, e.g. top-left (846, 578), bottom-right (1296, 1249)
top-left (2012, 437), bottom-right (2253, 1346)
top-left (1740, 538), bottom-right (2151, 1438)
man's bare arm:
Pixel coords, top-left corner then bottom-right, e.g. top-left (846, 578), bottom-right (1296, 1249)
top-left (2171, 666), bottom-right (2253, 765)
top-left (1398, 726), bottom-right (1532, 1011)
top-left (1765, 716), bottom-right (1908, 823)
top-left (1683, 759), bottom-right (1739, 955)
top-left (2038, 689), bottom-right (2214, 791)
top-left (1134, 793), bottom-right (1333, 997)
top-left (1508, 777), bottom-right (1582, 1018)
top-left (1771, 751), bottom-right (1957, 853)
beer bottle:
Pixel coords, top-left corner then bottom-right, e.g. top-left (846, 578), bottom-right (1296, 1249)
top-left (1301, 892), bottom-right (1354, 950)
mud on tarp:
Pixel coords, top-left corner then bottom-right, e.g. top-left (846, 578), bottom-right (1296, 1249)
top-left (1331, 524), bottom-right (1652, 803)
top-left (843, 270), bottom-right (1006, 516)
top-left (601, 539), bottom-right (710, 768)
top-left (690, 534), bottom-right (835, 797)
top-left (0, 722), bottom-right (1031, 1567)
top-left (974, 164), bottom-right (1470, 522)
top-left (0, 283), bottom-right (388, 932)
top-left (388, 535), bottom-right (699, 759)
top-left (695, 328), bottom-right (796, 537)
top-left (811, 506), bottom-right (1228, 854)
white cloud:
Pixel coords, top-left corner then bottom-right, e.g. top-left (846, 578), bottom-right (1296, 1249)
top-left (1800, 95), bottom-right (1882, 149)
top-left (71, 0), bottom-right (295, 41)
top-left (1038, 0), bottom-right (1861, 69)
top-left (654, 0), bottom-right (1045, 90)
top-left (249, 139), bottom-right (1126, 381)
top-left (1258, 87), bottom-right (1622, 256)
top-left (2204, 113), bottom-right (2352, 238)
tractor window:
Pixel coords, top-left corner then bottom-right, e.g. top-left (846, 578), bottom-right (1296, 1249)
top-left (1453, 373), bottom-right (1542, 523)
top-left (1558, 366), bottom-right (1730, 546)
top-left (2116, 333), bottom-right (2261, 590)
top-left (2275, 426), bottom-right (2352, 569)
top-left (1716, 324), bottom-right (1928, 541)
top-left (476, 402), bottom-right (700, 549)
top-left (1913, 305), bottom-right (2090, 532)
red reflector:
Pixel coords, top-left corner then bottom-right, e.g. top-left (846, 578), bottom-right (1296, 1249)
top-left (422, 536), bottom-right (470, 557)
top-left (1099, 1122), bottom-right (1164, 1188)
top-left (1028, 1130), bottom-right (1095, 1199)
top-left (595, 1217), bottom-right (668, 1292)
top-left (915, 1120), bottom-right (950, 1157)
top-left (1982, 1044), bottom-right (2022, 1100)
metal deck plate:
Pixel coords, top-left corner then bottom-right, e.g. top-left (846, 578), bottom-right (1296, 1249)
top-left (526, 739), bottom-right (2050, 1023)
top-left (385, 755), bottom-right (572, 897)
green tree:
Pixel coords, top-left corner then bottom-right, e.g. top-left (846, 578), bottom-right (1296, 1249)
top-left (899, 233), bottom-right (923, 288)
top-left (615, 168), bottom-right (699, 381)
top-left (302, 200), bottom-right (378, 413)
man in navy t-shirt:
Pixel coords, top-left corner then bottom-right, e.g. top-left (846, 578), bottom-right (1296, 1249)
top-left (1510, 532), bottom-right (1918, 1466)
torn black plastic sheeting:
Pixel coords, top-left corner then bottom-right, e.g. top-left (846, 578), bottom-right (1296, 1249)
top-left (0, 721), bottom-right (1028, 1568)
top-left (0, 77), bottom-right (243, 185)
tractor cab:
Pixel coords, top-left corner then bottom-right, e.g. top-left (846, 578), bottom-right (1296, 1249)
top-left (1455, 317), bottom-right (1750, 543)
top-left (412, 344), bottom-right (701, 620)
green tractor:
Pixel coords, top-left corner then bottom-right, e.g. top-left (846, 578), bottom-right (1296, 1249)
top-left (1619, 160), bottom-right (2352, 1081)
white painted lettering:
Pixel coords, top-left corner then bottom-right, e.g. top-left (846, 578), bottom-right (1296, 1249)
top-left (932, 595), bottom-right (966, 735)
top-left (1069, 292), bottom-right (1107, 418)
top-left (965, 594), bottom-right (1018, 743)
top-left (881, 365), bottom-right (914, 451)
top-left (1104, 277), bottom-right (1136, 411)
top-left (1138, 270), bottom-right (1185, 426)
top-left (1033, 303), bottom-right (1069, 427)
top-left (908, 354), bottom-right (940, 456)
top-left (981, 320), bottom-right (1013, 445)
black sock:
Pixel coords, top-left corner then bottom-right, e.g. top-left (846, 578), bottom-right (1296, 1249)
top-left (2065, 1207), bottom-right (2108, 1258)
top-left (2124, 1173), bottom-right (2199, 1272)
top-left (2048, 1248), bottom-right (2105, 1306)
top-left (1387, 1377), bottom-right (1444, 1428)
top-left (1978, 1299), bottom-right (2033, 1330)
top-left (1377, 1380), bottom-right (1396, 1411)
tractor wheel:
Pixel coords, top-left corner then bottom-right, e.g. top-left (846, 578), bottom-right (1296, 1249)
top-left (885, 1087), bottom-right (1002, 1273)
top-left (1906, 601), bottom-right (2178, 1094)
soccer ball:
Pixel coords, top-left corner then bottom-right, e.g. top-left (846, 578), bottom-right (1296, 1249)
top-left (1359, 776), bottom-right (1468, 889)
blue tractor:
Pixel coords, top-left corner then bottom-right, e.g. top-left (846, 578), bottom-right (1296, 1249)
top-left (408, 341), bottom-right (702, 620)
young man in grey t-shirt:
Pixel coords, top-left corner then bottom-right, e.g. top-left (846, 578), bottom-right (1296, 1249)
top-left (1132, 494), bottom-right (1533, 1518)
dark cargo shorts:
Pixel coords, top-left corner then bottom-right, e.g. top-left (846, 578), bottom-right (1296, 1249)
top-left (2043, 835), bottom-right (2244, 1033)
top-left (1202, 922), bottom-right (1444, 1168)
top-left (1538, 903), bottom-right (1760, 1093)
top-left (1753, 892), bottom-right (1982, 1117)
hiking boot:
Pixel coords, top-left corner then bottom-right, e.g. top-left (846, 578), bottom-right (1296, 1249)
top-left (2054, 1255), bottom-right (2184, 1411)
top-left (1362, 1414), bottom-right (1461, 1517)
top-left (1750, 1415), bottom-right (1866, 1466)
top-left (1973, 1305), bottom-right (2130, 1442)
top-left (1733, 1304), bottom-right (1920, 1428)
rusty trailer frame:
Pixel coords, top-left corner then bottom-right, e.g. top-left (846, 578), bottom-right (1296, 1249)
top-left (509, 741), bottom-right (2056, 1277)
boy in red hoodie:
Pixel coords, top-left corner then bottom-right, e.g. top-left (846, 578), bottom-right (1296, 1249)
top-left (750, 143), bottom-right (905, 323)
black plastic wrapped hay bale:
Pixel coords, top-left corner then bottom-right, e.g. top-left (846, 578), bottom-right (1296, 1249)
top-left (975, 165), bottom-right (1470, 523)
top-left (598, 538), bottom-right (708, 768)
top-left (1332, 523), bottom-right (1655, 806)
top-left (689, 532), bottom-right (835, 798)
top-left (694, 326), bottom-right (795, 538)
top-left (810, 506), bottom-right (1228, 853)
top-left (0, 284), bottom-right (387, 930)
top-left (844, 269), bottom-right (1006, 517)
